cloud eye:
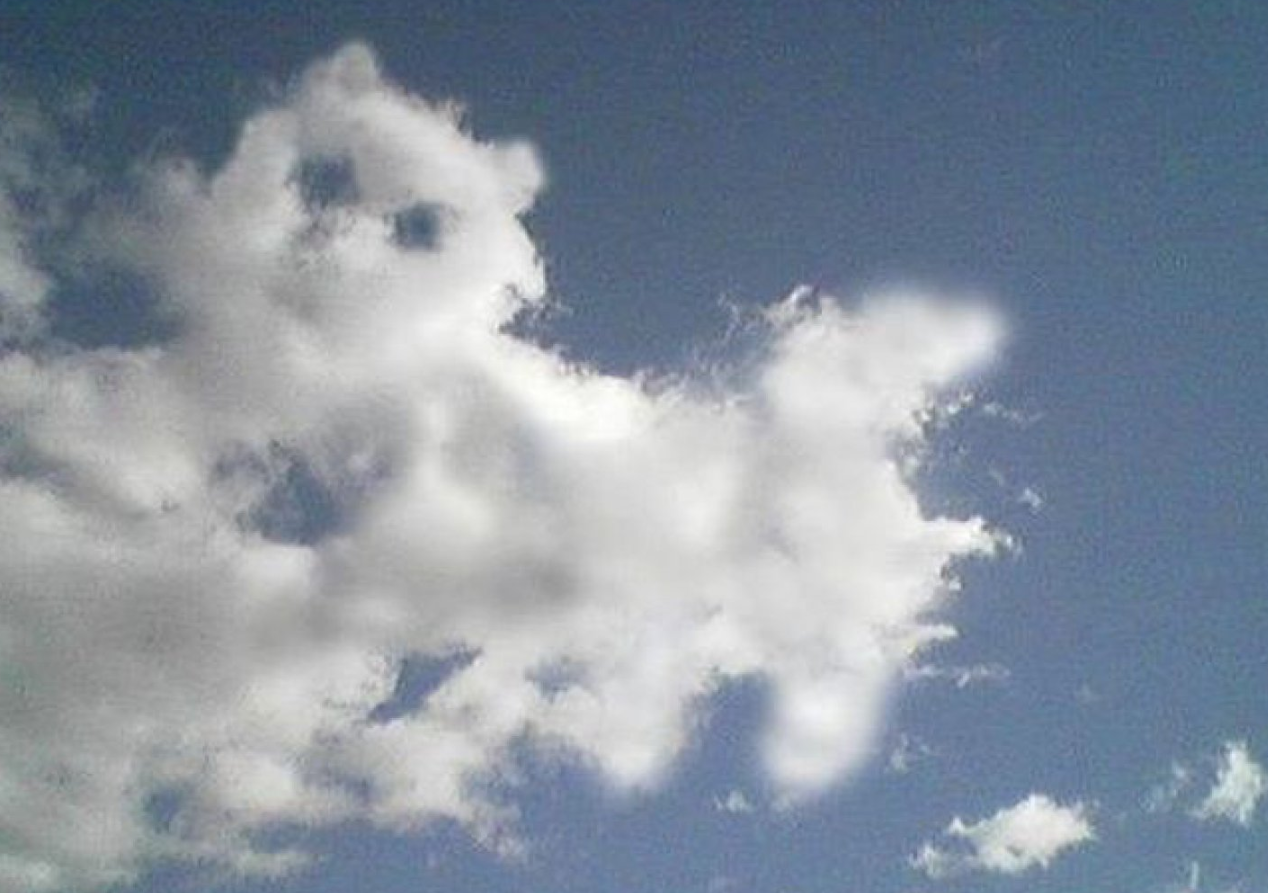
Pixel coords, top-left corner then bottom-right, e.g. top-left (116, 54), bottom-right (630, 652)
top-left (391, 202), bottom-right (446, 250)
top-left (248, 449), bottom-right (342, 546)
top-left (369, 650), bottom-right (480, 724)
top-left (293, 155), bottom-right (359, 211)
top-left (215, 443), bottom-right (345, 546)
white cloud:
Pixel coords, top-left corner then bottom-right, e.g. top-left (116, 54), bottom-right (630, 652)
top-left (1018, 486), bottom-right (1044, 511)
top-left (1192, 741), bottom-right (1265, 827)
top-left (715, 790), bottom-right (755, 814)
top-left (912, 793), bottom-right (1094, 879)
top-left (980, 401), bottom-right (1042, 427)
top-left (886, 733), bottom-right (935, 774)
top-left (905, 662), bottom-right (1010, 689)
top-left (1146, 741), bottom-right (1265, 827)
top-left (0, 44), bottom-right (1006, 891)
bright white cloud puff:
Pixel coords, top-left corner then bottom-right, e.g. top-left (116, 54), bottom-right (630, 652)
top-left (0, 44), bottom-right (1004, 892)
top-left (1192, 741), bottom-right (1265, 827)
top-left (1145, 740), bottom-right (1265, 828)
top-left (912, 793), bottom-right (1094, 879)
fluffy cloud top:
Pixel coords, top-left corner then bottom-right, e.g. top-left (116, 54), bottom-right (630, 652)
top-left (912, 793), bottom-right (1094, 879)
top-left (0, 44), bottom-right (1004, 892)
top-left (1192, 741), bottom-right (1265, 827)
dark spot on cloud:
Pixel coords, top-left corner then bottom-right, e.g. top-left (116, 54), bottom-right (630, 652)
top-left (219, 438), bottom-right (397, 547)
top-left (529, 657), bottom-right (588, 699)
top-left (370, 650), bottom-right (479, 723)
top-left (0, 423), bottom-right (58, 482)
top-left (7, 184), bottom-right (46, 217)
top-left (144, 787), bottom-right (187, 833)
top-left (295, 155), bottom-right (358, 210)
top-left (392, 203), bottom-right (444, 250)
top-left (47, 266), bottom-right (178, 349)
top-left (248, 446), bottom-right (342, 546)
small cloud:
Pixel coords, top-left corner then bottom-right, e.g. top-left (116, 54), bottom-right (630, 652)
top-left (1145, 761), bottom-right (1194, 814)
top-left (1148, 740), bottom-right (1265, 826)
top-left (906, 663), bottom-right (1010, 689)
top-left (887, 733), bottom-right (935, 775)
top-left (1018, 486), bottom-right (1044, 512)
top-left (980, 401), bottom-right (1042, 427)
top-left (986, 467), bottom-right (1044, 513)
top-left (714, 789), bottom-right (754, 814)
top-left (1192, 741), bottom-right (1265, 827)
top-left (912, 793), bottom-right (1094, 879)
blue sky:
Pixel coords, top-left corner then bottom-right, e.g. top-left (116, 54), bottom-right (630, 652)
top-left (0, 3), bottom-right (1264, 893)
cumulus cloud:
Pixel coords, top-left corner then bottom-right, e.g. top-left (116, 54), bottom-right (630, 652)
top-left (1192, 741), bottom-right (1265, 827)
top-left (912, 793), bottom-right (1094, 879)
top-left (0, 43), bottom-right (1005, 891)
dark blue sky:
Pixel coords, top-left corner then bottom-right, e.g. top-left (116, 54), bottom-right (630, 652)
top-left (2, 3), bottom-right (1265, 892)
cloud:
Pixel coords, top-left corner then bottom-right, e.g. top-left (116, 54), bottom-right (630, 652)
top-left (1192, 741), bottom-right (1265, 827)
top-left (0, 43), bottom-right (1005, 891)
top-left (1018, 486), bottom-right (1044, 511)
top-left (0, 96), bottom-right (82, 344)
top-left (1145, 740), bottom-right (1264, 827)
top-left (714, 790), bottom-right (755, 814)
top-left (912, 793), bottom-right (1094, 879)
top-left (904, 662), bottom-right (1010, 689)
top-left (1145, 761), bottom-right (1194, 814)
top-left (886, 733), bottom-right (935, 775)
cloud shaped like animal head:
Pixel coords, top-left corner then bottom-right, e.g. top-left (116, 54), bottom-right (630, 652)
top-left (0, 43), bottom-right (1006, 892)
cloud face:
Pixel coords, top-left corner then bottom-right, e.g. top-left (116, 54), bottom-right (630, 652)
top-left (913, 794), bottom-right (1094, 879)
top-left (1192, 741), bottom-right (1265, 827)
top-left (0, 44), bottom-right (1004, 891)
